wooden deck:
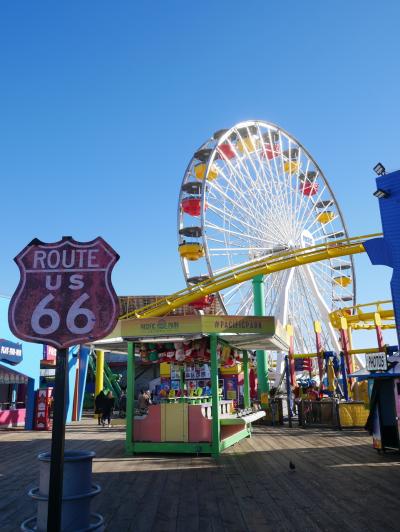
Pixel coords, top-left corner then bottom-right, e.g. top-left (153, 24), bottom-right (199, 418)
top-left (1, 419), bottom-right (400, 531)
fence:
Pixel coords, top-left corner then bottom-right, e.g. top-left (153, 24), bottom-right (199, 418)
top-left (298, 400), bottom-right (340, 429)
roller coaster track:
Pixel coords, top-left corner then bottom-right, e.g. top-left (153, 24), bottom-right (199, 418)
top-left (330, 300), bottom-right (395, 330)
top-left (120, 233), bottom-right (382, 320)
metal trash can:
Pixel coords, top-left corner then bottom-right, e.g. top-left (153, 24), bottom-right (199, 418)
top-left (21, 450), bottom-right (104, 532)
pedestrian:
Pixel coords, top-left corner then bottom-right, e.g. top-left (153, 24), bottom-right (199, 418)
top-left (94, 390), bottom-right (106, 426)
top-left (101, 391), bottom-right (115, 427)
top-left (118, 391), bottom-right (127, 417)
top-left (138, 389), bottom-right (148, 414)
top-left (146, 389), bottom-right (152, 405)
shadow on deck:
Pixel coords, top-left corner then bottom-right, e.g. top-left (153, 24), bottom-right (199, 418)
top-left (1, 420), bottom-right (399, 531)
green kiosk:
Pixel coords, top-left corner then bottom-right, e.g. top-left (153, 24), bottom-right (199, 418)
top-left (94, 315), bottom-right (288, 457)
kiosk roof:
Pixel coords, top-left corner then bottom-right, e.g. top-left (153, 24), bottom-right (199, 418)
top-left (92, 315), bottom-right (289, 353)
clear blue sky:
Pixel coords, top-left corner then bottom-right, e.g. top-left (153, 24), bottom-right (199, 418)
top-left (1, 1), bottom-right (399, 346)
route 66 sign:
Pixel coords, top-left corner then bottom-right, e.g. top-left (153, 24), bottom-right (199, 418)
top-left (8, 237), bottom-right (120, 349)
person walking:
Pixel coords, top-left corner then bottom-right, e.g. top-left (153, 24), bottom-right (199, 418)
top-left (118, 391), bottom-right (127, 417)
top-left (101, 391), bottom-right (115, 427)
top-left (94, 390), bottom-right (106, 426)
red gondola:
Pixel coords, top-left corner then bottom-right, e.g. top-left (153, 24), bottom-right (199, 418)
top-left (300, 182), bottom-right (319, 196)
top-left (188, 294), bottom-right (215, 310)
top-left (181, 197), bottom-right (201, 216)
top-left (260, 143), bottom-right (280, 160)
top-left (217, 143), bottom-right (235, 160)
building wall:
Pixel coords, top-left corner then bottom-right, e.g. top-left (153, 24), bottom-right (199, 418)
top-left (1, 295), bottom-right (84, 426)
top-left (0, 295), bottom-right (43, 428)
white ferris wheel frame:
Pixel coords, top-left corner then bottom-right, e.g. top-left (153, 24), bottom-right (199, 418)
top-left (178, 119), bottom-right (356, 362)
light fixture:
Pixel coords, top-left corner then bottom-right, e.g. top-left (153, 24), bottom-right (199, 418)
top-left (373, 189), bottom-right (390, 199)
top-left (373, 162), bottom-right (386, 176)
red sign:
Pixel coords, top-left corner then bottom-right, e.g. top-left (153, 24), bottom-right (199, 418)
top-left (43, 345), bottom-right (57, 362)
top-left (8, 237), bottom-right (120, 349)
top-left (34, 388), bottom-right (52, 430)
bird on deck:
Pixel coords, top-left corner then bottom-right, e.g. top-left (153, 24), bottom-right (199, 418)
top-left (289, 460), bottom-right (296, 471)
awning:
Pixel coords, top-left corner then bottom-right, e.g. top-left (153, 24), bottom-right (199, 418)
top-left (92, 315), bottom-right (289, 354)
top-left (0, 363), bottom-right (29, 384)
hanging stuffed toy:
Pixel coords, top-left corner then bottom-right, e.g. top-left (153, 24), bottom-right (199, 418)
top-left (166, 349), bottom-right (176, 363)
top-left (224, 348), bottom-right (236, 368)
top-left (158, 347), bottom-right (167, 363)
top-left (175, 348), bottom-right (185, 363)
top-left (140, 346), bottom-right (150, 364)
top-left (166, 350), bottom-right (176, 363)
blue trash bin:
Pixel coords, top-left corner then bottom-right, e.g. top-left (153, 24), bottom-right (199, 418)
top-left (21, 450), bottom-right (104, 532)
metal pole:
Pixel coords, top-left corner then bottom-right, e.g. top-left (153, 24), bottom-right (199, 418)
top-left (210, 334), bottom-right (220, 457)
top-left (126, 342), bottom-right (134, 453)
top-left (252, 275), bottom-right (269, 403)
top-left (243, 350), bottom-right (250, 408)
top-left (285, 355), bottom-right (292, 428)
top-left (340, 353), bottom-right (349, 401)
top-left (374, 312), bottom-right (385, 350)
top-left (314, 321), bottom-right (324, 390)
top-left (94, 350), bottom-right (104, 397)
top-left (47, 348), bottom-right (69, 532)
top-left (287, 324), bottom-right (296, 386)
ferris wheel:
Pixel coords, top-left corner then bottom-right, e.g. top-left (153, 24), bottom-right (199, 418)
top-left (177, 120), bottom-right (356, 359)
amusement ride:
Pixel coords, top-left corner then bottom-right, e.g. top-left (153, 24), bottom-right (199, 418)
top-left (99, 119), bottom-right (400, 456)
top-left (178, 120), bottom-right (355, 354)
top-left (120, 120), bottom-right (389, 383)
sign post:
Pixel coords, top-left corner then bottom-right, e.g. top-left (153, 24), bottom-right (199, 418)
top-left (48, 347), bottom-right (68, 530)
top-left (9, 236), bottom-right (119, 531)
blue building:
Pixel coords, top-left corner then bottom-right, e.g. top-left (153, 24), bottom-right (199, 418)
top-left (0, 294), bottom-right (42, 428)
top-left (0, 295), bottom-right (90, 429)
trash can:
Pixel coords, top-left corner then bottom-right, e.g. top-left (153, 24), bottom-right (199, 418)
top-left (21, 450), bottom-right (104, 532)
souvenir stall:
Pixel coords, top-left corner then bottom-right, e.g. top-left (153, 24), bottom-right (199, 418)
top-left (94, 314), bottom-right (288, 456)
top-left (160, 364), bottom-right (216, 400)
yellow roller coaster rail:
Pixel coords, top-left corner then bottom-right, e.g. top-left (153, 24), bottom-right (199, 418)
top-left (293, 347), bottom-right (387, 359)
top-left (329, 300), bottom-right (395, 330)
top-left (120, 233), bottom-right (382, 320)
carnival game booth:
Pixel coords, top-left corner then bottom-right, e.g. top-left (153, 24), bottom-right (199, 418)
top-left (94, 315), bottom-right (288, 456)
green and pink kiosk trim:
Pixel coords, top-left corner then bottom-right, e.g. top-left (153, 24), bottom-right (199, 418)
top-left (94, 315), bottom-right (288, 456)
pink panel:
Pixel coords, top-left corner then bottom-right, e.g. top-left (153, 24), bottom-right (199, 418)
top-left (0, 408), bottom-right (26, 427)
top-left (134, 405), bottom-right (161, 442)
top-left (188, 405), bottom-right (212, 442)
top-left (394, 379), bottom-right (400, 436)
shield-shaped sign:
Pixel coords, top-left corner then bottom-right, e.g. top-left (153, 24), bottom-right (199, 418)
top-left (8, 236), bottom-right (120, 349)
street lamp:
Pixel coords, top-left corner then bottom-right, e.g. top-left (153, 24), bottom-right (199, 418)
top-left (373, 162), bottom-right (386, 176)
top-left (373, 189), bottom-right (390, 199)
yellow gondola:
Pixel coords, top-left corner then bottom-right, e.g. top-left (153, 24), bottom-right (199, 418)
top-left (236, 137), bottom-right (260, 154)
top-left (284, 160), bottom-right (300, 174)
top-left (317, 211), bottom-right (335, 224)
top-left (194, 163), bottom-right (219, 181)
top-left (334, 276), bottom-right (352, 287)
top-left (178, 242), bottom-right (205, 261)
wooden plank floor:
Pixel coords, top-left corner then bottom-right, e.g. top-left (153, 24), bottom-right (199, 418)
top-left (1, 419), bottom-right (400, 531)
